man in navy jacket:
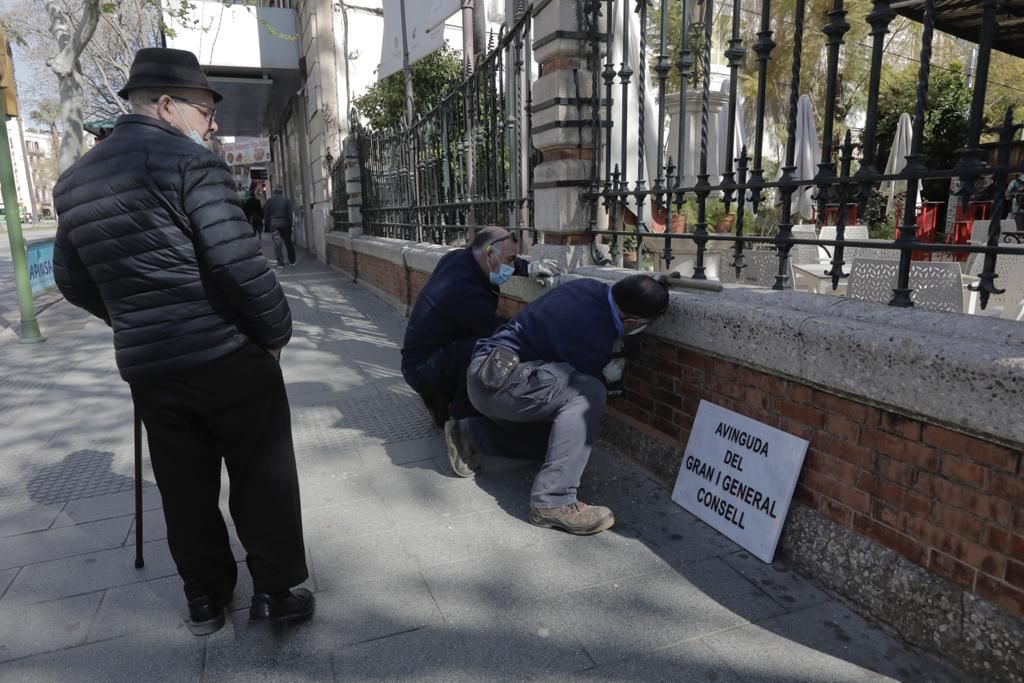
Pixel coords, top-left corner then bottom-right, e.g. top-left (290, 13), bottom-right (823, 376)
top-left (467, 274), bottom-right (670, 535)
top-left (401, 228), bottom-right (557, 475)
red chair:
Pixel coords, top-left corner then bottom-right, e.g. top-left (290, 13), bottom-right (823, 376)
top-left (946, 200), bottom-right (992, 262)
top-left (896, 202), bottom-right (940, 261)
top-left (823, 204), bottom-right (858, 226)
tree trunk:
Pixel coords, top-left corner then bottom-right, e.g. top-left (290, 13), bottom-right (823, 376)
top-left (44, 0), bottom-right (101, 175)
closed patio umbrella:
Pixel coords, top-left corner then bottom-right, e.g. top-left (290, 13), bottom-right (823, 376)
top-left (883, 113), bottom-right (914, 216)
top-left (791, 95), bottom-right (820, 221)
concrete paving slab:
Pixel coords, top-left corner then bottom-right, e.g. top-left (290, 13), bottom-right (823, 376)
top-left (0, 567), bottom-right (19, 600)
top-left (330, 610), bottom-right (593, 681)
top-left (88, 575), bottom-right (189, 642)
top-left (301, 496), bottom-right (397, 546)
top-left (311, 573), bottom-right (442, 649)
top-left (734, 600), bottom-right (966, 682)
top-left (125, 509), bottom-right (168, 544)
top-left (309, 529), bottom-right (419, 592)
top-left (421, 533), bottom-right (670, 621)
top-left (370, 462), bottom-right (503, 527)
top-left (0, 540), bottom-right (176, 608)
top-left (546, 638), bottom-right (744, 683)
top-left (550, 559), bottom-right (787, 666)
top-left (203, 611), bottom-right (332, 683)
top-left (0, 592), bottom-right (102, 662)
top-left (357, 435), bottom-right (446, 469)
top-left (50, 487), bottom-right (162, 528)
top-left (722, 550), bottom-right (832, 613)
top-left (704, 622), bottom-right (895, 683)
top-left (0, 628), bottom-right (204, 682)
top-left (295, 466), bottom-right (377, 510)
top-left (0, 502), bottom-right (64, 538)
top-left (396, 511), bottom-right (511, 570)
top-left (0, 516), bottom-right (132, 570)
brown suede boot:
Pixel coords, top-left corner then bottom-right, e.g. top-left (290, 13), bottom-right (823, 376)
top-left (528, 501), bottom-right (615, 535)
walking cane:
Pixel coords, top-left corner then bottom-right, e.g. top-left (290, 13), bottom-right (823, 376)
top-left (133, 406), bottom-right (145, 569)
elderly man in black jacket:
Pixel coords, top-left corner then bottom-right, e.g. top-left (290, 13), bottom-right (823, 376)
top-left (52, 48), bottom-right (312, 635)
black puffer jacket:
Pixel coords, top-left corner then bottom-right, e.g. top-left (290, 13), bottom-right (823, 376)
top-left (53, 115), bottom-right (291, 383)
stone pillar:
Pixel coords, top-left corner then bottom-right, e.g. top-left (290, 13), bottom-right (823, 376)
top-left (342, 133), bottom-right (363, 236)
top-left (664, 89), bottom-right (731, 193)
top-left (530, 0), bottom-right (600, 261)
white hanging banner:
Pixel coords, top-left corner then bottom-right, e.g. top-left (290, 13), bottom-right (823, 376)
top-left (671, 400), bottom-right (809, 563)
top-left (379, 0), bottom-right (461, 80)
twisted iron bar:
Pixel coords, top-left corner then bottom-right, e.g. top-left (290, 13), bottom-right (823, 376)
top-left (749, 0), bottom-right (775, 213)
top-left (889, 0), bottom-right (934, 307)
top-left (814, 0), bottom-right (849, 226)
top-left (692, 0), bottom-right (714, 279)
top-left (634, 0), bottom-right (651, 269)
top-left (773, 0), bottom-right (806, 291)
top-left (721, 0), bottom-right (747, 214)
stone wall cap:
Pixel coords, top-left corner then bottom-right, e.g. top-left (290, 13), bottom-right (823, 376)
top-left (351, 235), bottom-right (408, 266)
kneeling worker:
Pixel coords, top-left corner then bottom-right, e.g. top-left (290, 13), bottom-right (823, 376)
top-left (401, 228), bottom-right (558, 470)
top-left (467, 274), bottom-right (670, 535)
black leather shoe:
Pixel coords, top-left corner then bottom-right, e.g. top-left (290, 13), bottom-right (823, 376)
top-left (186, 596), bottom-right (226, 636)
top-left (249, 588), bottom-right (315, 623)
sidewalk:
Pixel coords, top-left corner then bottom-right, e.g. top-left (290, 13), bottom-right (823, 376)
top-left (0, 241), bottom-right (968, 681)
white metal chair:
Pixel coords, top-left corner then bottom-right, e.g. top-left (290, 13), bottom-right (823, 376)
top-left (789, 224), bottom-right (821, 265)
top-left (818, 224), bottom-right (870, 263)
top-left (964, 252), bottom-right (1024, 320)
top-left (718, 250), bottom-right (795, 289)
top-left (848, 258), bottom-right (965, 313)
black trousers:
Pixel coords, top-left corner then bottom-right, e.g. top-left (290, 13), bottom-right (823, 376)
top-left (279, 227), bottom-right (296, 265)
top-left (131, 343), bottom-right (308, 601)
top-left (402, 336), bottom-right (480, 423)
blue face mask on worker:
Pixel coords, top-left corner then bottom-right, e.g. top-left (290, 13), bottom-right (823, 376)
top-left (487, 245), bottom-right (514, 285)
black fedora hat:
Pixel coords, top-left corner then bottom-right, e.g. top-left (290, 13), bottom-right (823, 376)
top-left (117, 48), bottom-right (223, 102)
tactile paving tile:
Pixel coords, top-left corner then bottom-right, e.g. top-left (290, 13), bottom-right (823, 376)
top-left (291, 387), bottom-right (434, 450)
top-left (23, 449), bottom-right (153, 506)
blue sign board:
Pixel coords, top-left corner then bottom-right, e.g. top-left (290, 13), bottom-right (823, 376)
top-left (27, 238), bottom-right (56, 296)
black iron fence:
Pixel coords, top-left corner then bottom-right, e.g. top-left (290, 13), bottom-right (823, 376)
top-left (330, 157), bottom-right (351, 232)
top-left (355, 9), bottom-right (535, 246)
top-left (584, 0), bottom-right (1024, 312)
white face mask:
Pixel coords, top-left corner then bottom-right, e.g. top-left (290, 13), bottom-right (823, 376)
top-left (171, 100), bottom-right (207, 148)
top-left (625, 323), bottom-right (649, 336)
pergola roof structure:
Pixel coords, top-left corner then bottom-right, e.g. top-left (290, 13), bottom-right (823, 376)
top-left (893, 0), bottom-right (1024, 57)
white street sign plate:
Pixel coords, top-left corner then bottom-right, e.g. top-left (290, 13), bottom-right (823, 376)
top-left (671, 400), bottom-right (809, 563)
top-left (379, 0), bottom-right (460, 80)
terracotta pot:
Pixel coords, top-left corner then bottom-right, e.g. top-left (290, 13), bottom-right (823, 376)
top-left (715, 213), bottom-right (735, 233)
top-left (650, 205), bottom-right (687, 234)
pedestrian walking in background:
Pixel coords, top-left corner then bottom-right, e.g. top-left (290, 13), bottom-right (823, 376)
top-left (265, 185), bottom-right (296, 268)
top-left (244, 182), bottom-right (265, 238)
top-left (51, 47), bottom-right (314, 635)
top-left (1007, 172), bottom-right (1024, 232)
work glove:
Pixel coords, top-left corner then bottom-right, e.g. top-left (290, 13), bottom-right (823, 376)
top-left (527, 259), bottom-right (560, 287)
top-left (603, 339), bottom-right (626, 395)
top-left (602, 357), bottom-right (626, 385)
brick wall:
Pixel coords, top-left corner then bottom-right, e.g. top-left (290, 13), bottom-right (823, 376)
top-left (326, 241), bottom-right (354, 274)
top-left (326, 237), bottom-right (1024, 622)
top-left (613, 337), bottom-right (1024, 619)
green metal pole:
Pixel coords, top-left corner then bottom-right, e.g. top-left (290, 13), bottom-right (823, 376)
top-left (0, 94), bottom-right (45, 343)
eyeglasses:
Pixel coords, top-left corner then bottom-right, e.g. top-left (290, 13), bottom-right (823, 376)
top-left (155, 95), bottom-right (217, 123)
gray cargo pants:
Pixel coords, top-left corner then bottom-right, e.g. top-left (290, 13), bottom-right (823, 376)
top-left (466, 355), bottom-right (607, 508)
